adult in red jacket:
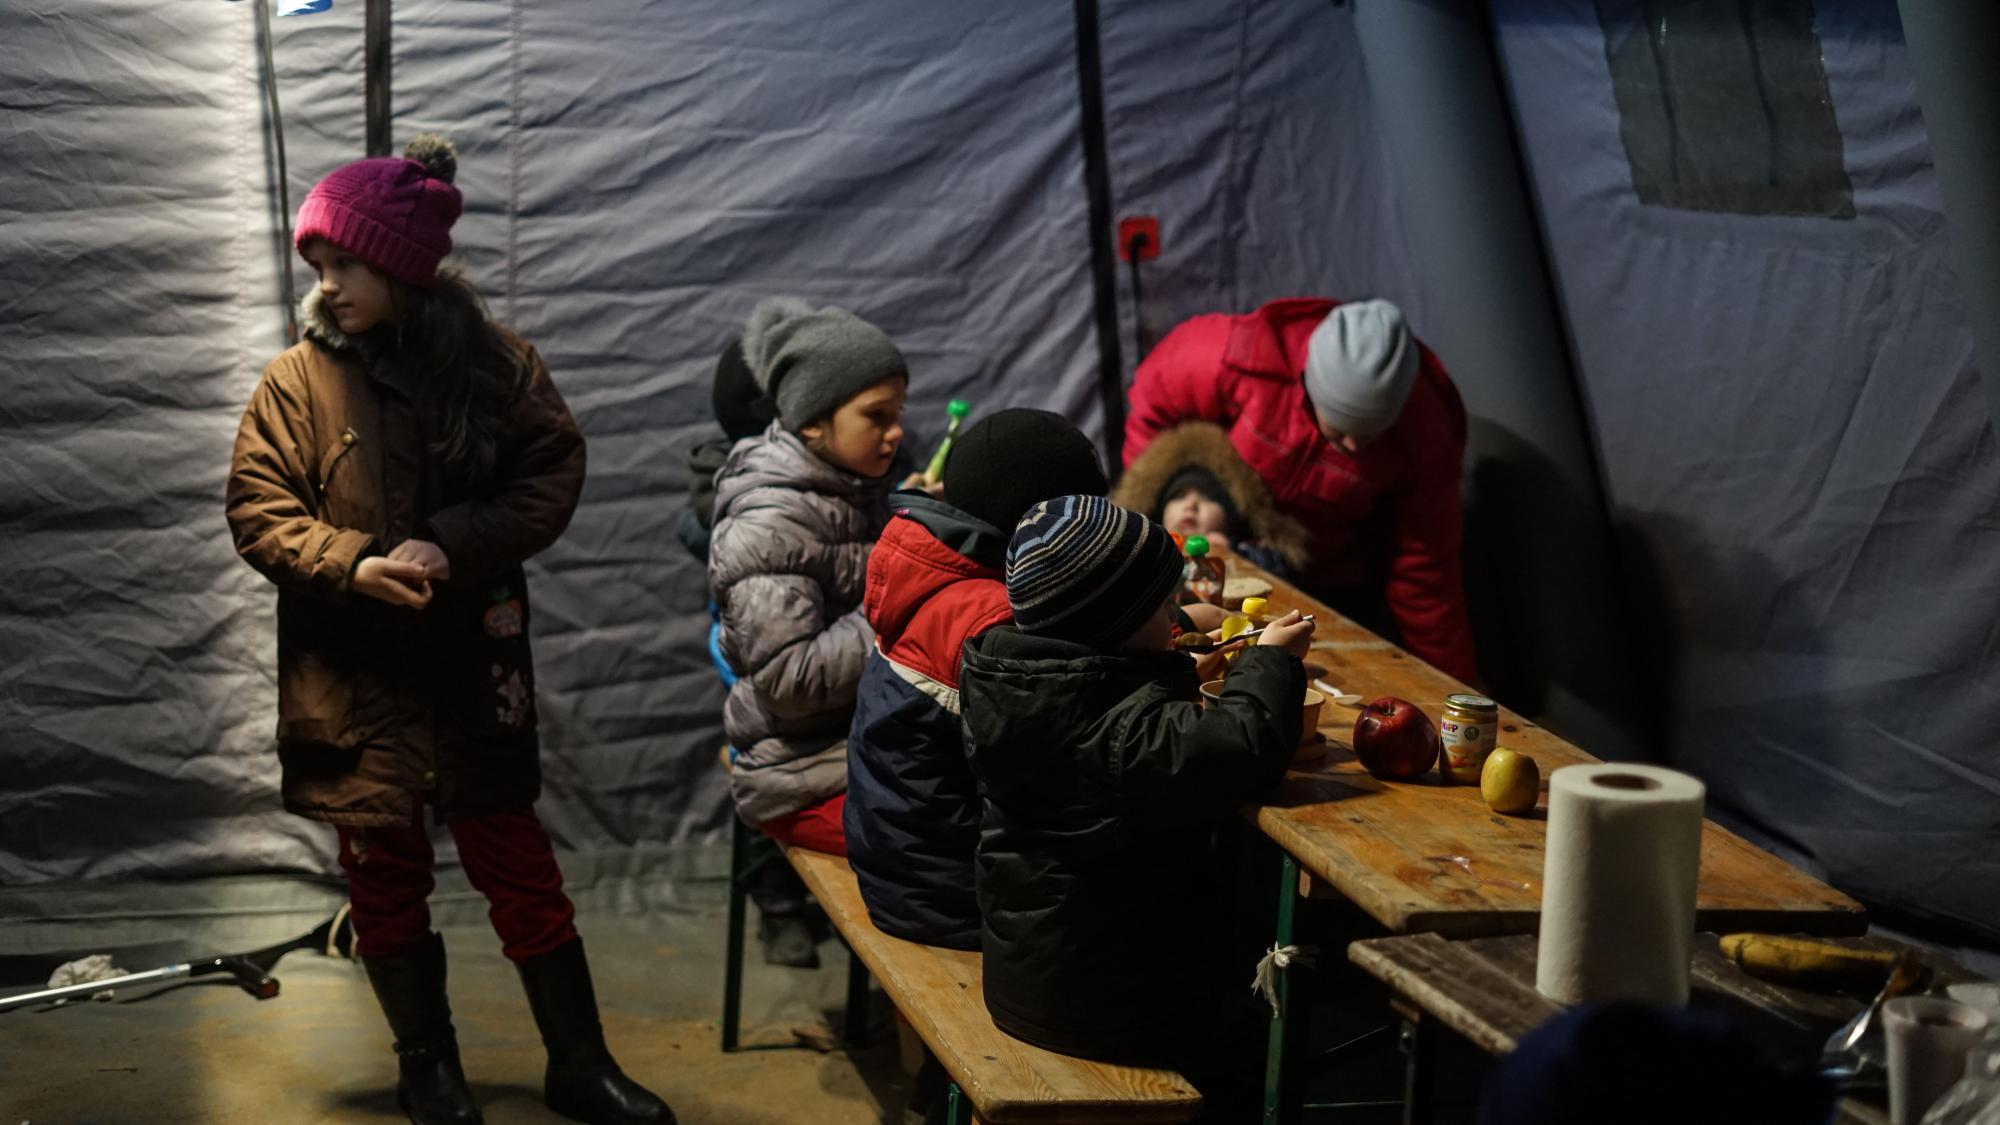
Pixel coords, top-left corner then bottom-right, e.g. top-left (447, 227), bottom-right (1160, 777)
top-left (1124, 297), bottom-right (1476, 682)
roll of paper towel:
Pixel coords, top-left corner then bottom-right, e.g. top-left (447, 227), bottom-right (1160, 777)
top-left (1536, 763), bottom-right (1705, 1005)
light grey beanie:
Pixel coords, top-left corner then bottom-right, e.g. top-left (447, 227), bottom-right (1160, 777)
top-left (1302, 299), bottom-right (1420, 439)
top-left (739, 297), bottom-right (908, 432)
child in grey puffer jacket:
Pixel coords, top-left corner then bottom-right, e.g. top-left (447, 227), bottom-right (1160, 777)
top-left (709, 297), bottom-right (912, 851)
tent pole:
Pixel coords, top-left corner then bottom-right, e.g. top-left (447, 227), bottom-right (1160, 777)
top-left (364, 0), bottom-right (391, 157)
top-left (1070, 0), bottom-right (1128, 467)
top-left (255, 0), bottom-right (298, 343)
top-left (1349, 0), bottom-right (1644, 759)
top-left (1896, 1), bottom-right (2000, 433)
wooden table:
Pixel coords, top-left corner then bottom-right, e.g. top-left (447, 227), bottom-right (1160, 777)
top-left (1226, 558), bottom-right (1866, 1123)
top-left (1348, 932), bottom-right (1976, 1125)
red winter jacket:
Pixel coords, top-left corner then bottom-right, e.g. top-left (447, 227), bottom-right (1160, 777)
top-left (1124, 297), bottom-right (1476, 683)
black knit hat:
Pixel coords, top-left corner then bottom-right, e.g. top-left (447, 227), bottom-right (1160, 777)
top-left (943, 408), bottom-right (1108, 532)
top-left (711, 338), bottom-right (774, 441)
top-left (1006, 495), bottom-right (1185, 650)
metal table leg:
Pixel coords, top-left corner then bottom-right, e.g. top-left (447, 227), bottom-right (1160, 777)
top-left (1262, 850), bottom-right (1307, 1125)
top-left (945, 1081), bottom-right (972, 1125)
top-left (843, 936), bottom-right (871, 1046)
top-left (1400, 1015), bottom-right (1437, 1125)
top-left (721, 814), bottom-right (752, 1052)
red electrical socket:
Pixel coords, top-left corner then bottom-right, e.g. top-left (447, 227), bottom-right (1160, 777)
top-left (1117, 216), bottom-right (1160, 262)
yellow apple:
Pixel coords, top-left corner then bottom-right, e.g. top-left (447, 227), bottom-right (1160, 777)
top-left (1480, 748), bottom-right (1540, 815)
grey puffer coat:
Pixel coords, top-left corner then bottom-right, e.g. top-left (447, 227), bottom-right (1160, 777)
top-left (710, 421), bottom-right (891, 823)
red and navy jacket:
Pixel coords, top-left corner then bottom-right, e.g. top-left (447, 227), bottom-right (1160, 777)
top-left (843, 493), bottom-right (1013, 951)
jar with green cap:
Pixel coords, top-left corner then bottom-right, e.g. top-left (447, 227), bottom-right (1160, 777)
top-left (1182, 534), bottom-right (1225, 604)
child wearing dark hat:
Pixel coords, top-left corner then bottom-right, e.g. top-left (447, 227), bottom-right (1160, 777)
top-left (1112, 421), bottom-right (1310, 579)
top-left (675, 338), bottom-right (775, 563)
top-left (958, 495), bottom-right (1314, 1117)
top-left (228, 137), bottom-right (672, 1125)
top-left (845, 408), bottom-right (1111, 954)
top-left (709, 296), bottom-right (911, 862)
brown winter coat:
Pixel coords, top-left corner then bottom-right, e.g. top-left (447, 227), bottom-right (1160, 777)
top-left (225, 294), bottom-right (585, 827)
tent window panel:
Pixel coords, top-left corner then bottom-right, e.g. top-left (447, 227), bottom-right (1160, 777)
top-left (1596, 0), bottom-right (1855, 218)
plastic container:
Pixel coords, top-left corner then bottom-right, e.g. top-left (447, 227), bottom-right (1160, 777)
top-left (1182, 535), bottom-right (1225, 604)
top-left (923, 399), bottom-right (971, 482)
top-left (1886, 996), bottom-right (1991, 1124)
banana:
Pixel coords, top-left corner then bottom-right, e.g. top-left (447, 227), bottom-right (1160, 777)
top-left (1718, 933), bottom-right (1899, 990)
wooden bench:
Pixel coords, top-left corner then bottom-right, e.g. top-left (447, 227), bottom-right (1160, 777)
top-left (783, 845), bottom-right (1202, 1125)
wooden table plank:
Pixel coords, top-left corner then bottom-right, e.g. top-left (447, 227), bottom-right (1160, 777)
top-left (786, 847), bottom-right (1201, 1124)
top-left (1348, 932), bottom-right (1974, 1125)
top-left (1234, 558), bottom-right (1866, 937)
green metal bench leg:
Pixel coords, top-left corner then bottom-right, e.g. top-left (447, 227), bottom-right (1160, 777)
top-left (843, 937), bottom-right (871, 1046)
top-left (945, 1081), bottom-right (972, 1125)
top-left (1262, 849), bottom-right (1307, 1125)
top-left (721, 814), bottom-right (752, 1052)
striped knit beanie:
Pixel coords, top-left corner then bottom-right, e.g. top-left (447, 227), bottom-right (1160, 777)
top-left (294, 135), bottom-right (463, 286)
top-left (1006, 495), bottom-right (1185, 649)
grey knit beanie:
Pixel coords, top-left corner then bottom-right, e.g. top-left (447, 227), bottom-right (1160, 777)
top-left (740, 297), bottom-right (908, 432)
top-left (1302, 299), bottom-right (1420, 439)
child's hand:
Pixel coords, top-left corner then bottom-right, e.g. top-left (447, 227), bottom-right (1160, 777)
top-left (900, 471), bottom-right (946, 497)
top-left (388, 538), bottom-right (452, 581)
top-left (354, 556), bottom-right (433, 610)
top-left (1256, 609), bottom-right (1315, 658)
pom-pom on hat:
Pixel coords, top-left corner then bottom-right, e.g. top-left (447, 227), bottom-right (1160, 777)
top-left (293, 134), bottom-right (464, 285)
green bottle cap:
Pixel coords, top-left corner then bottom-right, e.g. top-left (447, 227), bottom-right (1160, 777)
top-left (1184, 535), bottom-right (1209, 557)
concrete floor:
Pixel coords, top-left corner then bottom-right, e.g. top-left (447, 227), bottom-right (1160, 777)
top-left (4, 906), bottom-right (905, 1125)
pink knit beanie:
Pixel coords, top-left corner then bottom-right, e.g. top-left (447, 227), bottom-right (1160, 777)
top-left (293, 135), bottom-right (462, 285)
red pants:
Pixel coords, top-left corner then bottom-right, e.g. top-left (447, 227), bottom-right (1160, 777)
top-left (759, 792), bottom-right (848, 855)
top-left (337, 803), bottom-right (577, 963)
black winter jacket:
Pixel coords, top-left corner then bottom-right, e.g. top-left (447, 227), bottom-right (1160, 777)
top-left (958, 628), bottom-right (1303, 1063)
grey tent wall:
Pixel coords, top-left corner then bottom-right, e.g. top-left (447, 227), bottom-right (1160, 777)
top-left (1489, 0), bottom-right (2000, 941)
top-left (1349, 0), bottom-right (1644, 760)
top-left (1895, 0), bottom-right (2000, 433)
top-left (0, 0), bottom-right (1106, 893)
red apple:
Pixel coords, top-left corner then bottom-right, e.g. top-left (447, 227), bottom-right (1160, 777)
top-left (1352, 697), bottom-right (1440, 780)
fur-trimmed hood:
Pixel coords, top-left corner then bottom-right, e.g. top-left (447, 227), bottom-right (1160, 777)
top-left (298, 286), bottom-right (358, 352)
top-left (1112, 422), bottom-right (1311, 570)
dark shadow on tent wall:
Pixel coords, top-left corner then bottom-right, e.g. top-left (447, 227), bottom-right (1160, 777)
top-left (1896, 0), bottom-right (2000, 435)
top-left (1351, 0), bottom-right (1646, 760)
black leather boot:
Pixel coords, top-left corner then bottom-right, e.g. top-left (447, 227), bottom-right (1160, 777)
top-left (517, 938), bottom-right (675, 1125)
top-left (361, 932), bottom-right (483, 1125)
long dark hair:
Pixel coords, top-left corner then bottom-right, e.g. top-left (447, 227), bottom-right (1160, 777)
top-left (383, 268), bottom-right (530, 486)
